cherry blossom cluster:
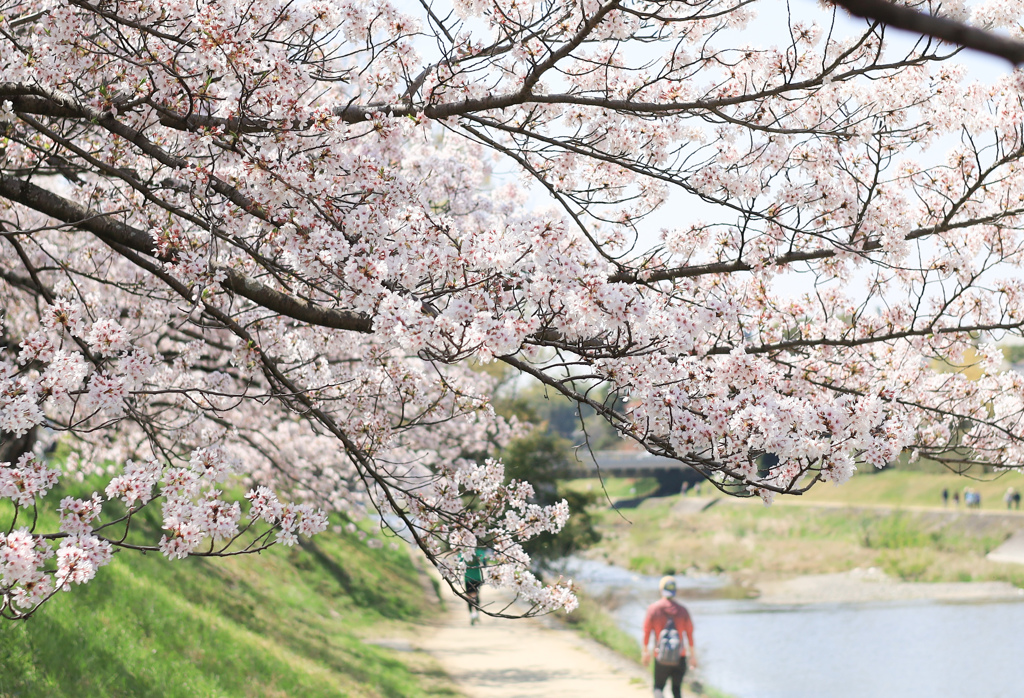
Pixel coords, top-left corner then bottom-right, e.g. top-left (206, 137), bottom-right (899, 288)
top-left (3, 0), bottom-right (1024, 616)
top-left (401, 457), bottom-right (577, 614)
top-left (0, 440), bottom-right (333, 618)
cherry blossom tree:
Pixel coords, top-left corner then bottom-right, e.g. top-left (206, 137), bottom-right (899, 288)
top-left (4, 0), bottom-right (1024, 619)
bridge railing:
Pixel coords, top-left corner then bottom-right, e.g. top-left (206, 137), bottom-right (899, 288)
top-left (560, 450), bottom-right (701, 479)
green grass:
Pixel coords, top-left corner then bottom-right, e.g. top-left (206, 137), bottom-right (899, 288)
top-left (0, 473), bottom-right (457, 698)
top-left (566, 462), bottom-right (1024, 512)
top-left (562, 592), bottom-right (641, 662)
top-left (798, 468), bottom-right (1024, 510)
top-left (564, 477), bottom-right (661, 502)
top-left (590, 491), bottom-right (1024, 586)
top-left (0, 532), bottom-right (456, 698)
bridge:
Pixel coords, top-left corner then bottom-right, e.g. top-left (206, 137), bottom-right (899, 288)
top-left (563, 449), bottom-right (703, 496)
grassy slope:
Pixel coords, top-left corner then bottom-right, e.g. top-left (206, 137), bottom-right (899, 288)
top-left (0, 517), bottom-right (456, 698)
top-left (797, 468), bottom-right (1024, 510)
top-left (571, 469), bottom-right (1024, 512)
top-left (589, 469), bottom-right (1024, 587)
top-left (562, 592), bottom-right (641, 662)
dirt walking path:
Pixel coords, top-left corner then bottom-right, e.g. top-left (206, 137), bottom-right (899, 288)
top-left (419, 586), bottom-right (650, 698)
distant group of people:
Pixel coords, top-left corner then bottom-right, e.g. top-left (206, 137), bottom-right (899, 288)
top-left (941, 486), bottom-right (1023, 510)
top-left (941, 487), bottom-right (983, 508)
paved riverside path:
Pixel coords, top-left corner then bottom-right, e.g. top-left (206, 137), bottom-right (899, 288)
top-left (988, 527), bottom-right (1024, 564)
top-left (420, 586), bottom-right (650, 698)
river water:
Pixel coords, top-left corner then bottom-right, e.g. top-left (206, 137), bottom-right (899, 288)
top-left (563, 557), bottom-right (1024, 698)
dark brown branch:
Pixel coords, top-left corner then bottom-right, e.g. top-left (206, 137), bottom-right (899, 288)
top-left (831, 0), bottom-right (1024, 64)
top-left (0, 175), bottom-right (372, 333)
top-left (609, 207), bottom-right (1024, 284)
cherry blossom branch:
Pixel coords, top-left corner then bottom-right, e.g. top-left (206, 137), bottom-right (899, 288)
top-left (6, 0), bottom-right (1024, 617)
top-left (830, 0), bottom-right (1024, 64)
top-left (0, 175), bottom-right (373, 333)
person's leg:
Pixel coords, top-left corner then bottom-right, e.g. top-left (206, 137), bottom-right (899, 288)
top-left (466, 580), bottom-right (481, 620)
top-left (670, 658), bottom-right (687, 698)
top-left (653, 661), bottom-right (670, 698)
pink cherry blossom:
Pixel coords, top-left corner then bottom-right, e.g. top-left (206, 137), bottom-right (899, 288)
top-left (0, 454), bottom-right (61, 507)
top-left (58, 494), bottom-right (103, 536)
top-left (2, 0), bottom-right (1024, 618)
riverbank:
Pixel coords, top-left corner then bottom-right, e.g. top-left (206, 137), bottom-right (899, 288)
top-left (757, 567), bottom-right (1024, 604)
top-left (586, 474), bottom-right (1024, 596)
top-left (568, 469), bottom-right (1024, 698)
top-left (794, 469), bottom-right (1024, 511)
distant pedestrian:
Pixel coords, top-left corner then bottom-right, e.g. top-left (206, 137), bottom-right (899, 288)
top-left (643, 576), bottom-right (696, 698)
top-left (1006, 488), bottom-right (1016, 511)
top-left (461, 546), bottom-right (488, 625)
top-left (942, 488), bottom-right (949, 507)
top-left (953, 491), bottom-right (960, 507)
top-left (1015, 491), bottom-right (1021, 510)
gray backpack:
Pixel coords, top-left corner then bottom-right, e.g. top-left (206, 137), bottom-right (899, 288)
top-left (655, 616), bottom-right (682, 665)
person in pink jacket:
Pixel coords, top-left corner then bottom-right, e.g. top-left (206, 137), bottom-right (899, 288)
top-left (642, 576), bottom-right (697, 698)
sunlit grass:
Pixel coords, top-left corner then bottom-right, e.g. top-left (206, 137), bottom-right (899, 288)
top-left (0, 476), bottom-right (456, 698)
top-left (796, 468), bottom-right (1024, 511)
top-left (563, 591), bottom-right (641, 662)
top-left (564, 476), bottom-right (661, 501)
top-left (590, 490), bottom-right (1024, 587)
